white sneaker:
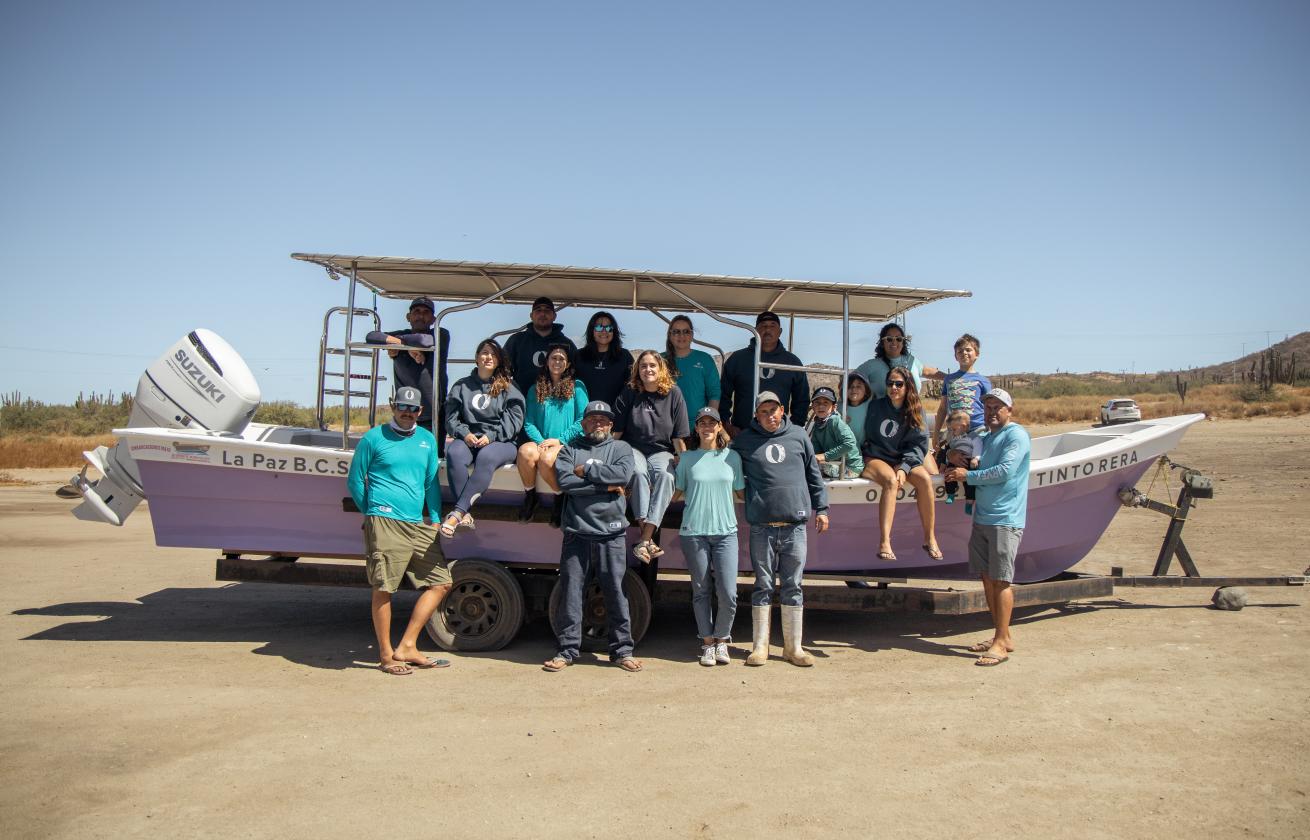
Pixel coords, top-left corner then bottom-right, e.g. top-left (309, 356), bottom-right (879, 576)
top-left (714, 641), bottom-right (730, 665)
top-left (699, 645), bottom-right (716, 667)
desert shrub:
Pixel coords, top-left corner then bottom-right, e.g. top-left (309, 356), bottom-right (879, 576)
top-left (0, 391), bottom-right (133, 437)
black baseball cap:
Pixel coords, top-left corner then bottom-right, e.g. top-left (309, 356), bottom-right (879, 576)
top-left (409, 297), bottom-right (435, 312)
top-left (811, 386), bottom-right (838, 403)
top-left (756, 311), bottom-right (781, 326)
top-left (531, 296), bottom-right (556, 311)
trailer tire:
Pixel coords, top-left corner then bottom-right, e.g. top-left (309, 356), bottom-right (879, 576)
top-left (548, 567), bottom-right (652, 652)
top-left (426, 559), bottom-right (525, 652)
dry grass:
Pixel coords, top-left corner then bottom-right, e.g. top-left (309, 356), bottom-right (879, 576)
top-left (0, 435), bottom-right (115, 469)
top-left (945, 384), bottom-right (1310, 425)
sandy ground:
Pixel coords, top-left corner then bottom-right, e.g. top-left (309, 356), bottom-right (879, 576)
top-left (2, 415), bottom-right (1308, 839)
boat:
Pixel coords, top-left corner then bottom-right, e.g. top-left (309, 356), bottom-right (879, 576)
top-left (64, 254), bottom-right (1204, 644)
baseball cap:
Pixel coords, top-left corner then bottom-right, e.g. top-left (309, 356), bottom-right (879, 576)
top-left (756, 311), bottom-right (781, 326)
top-left (694, 406), bottom-right (722, 423)
top-left (409, 297), bottom-right (435, 312)
top-left (583, 400), bottom-right (615, 419)
top-left (755, 390), bottom-right (782, 408)
top-left (811, 386), bottom-right (837, 403)
top-left (531, 296), bottom-right (556, 311)
top-left (983, 388), bottom-right (1013, 408)
top-left (393, 386), bottom-right (423, 408)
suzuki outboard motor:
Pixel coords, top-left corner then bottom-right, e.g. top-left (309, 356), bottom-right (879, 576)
top-left (72, 329), bottom-right (261, 525)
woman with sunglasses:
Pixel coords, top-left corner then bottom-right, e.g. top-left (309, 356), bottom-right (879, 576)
top-left (663, 315), bottom-right (721, 422)
top-left (516, 343), bottom-right (589, 524)
top-left (614, 351), bottom-right (690, 562)
top-left (442, 338), bottom-right (525, 538)
top-left (855, 323), bottom-right (940, 400)
top-left (860, 366), bottom-right (942, 562)
top-left (575, 311), bottom-right (633, 407)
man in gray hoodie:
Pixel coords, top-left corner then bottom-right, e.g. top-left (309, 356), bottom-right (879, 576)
top-left (732, 391), bottom-right (829, 667)
top-left (543, 401), bottom-right (642, 673)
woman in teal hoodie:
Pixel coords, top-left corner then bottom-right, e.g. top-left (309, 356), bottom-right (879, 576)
top-left (516, 344), bottom-right (589, 521)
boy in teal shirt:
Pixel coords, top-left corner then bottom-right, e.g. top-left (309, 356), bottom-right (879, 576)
top-left (807, 386), bottom-right (863, 478)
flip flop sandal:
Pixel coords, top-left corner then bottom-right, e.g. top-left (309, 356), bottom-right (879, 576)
top-left (876, 550), bottom-right (897, 561)
top-left (966, 640), bottom-right (995, 653)
top-left (922, 544), bottom-right (944, 561)
top-left (632, 542), bottom-right (653, 563)
top-left (409, 657), bottom-right (451, 669)
top-left (615, 657), bottom-right (643, 672)
top-left (646, 541), bottom-right (665, 559)
top-left (458, 514), bottom-right (476, 531)
top-left (439, 516), bottom-right (460, 539)
top-left (379, 662), bottom-right (413, 676)
top-left (542, 657), bottom-right (571, 672)
top-left (975, 653), bottom-right (1009, 667)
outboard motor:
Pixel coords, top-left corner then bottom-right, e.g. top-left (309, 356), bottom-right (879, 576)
top-left (71, 329), bottom-right (261, 525)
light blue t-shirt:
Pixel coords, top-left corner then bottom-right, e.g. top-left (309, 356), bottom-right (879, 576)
top-left (674, 448), bottom-right (744, 536)
top-left (346, 424), bottom-right (442, 522)
top-left (671, 349), bottom-right (721, 417)
top-left (857, 353), bottom-right (925, 399)
top-left (966, 422), bottom-right (1030, 528)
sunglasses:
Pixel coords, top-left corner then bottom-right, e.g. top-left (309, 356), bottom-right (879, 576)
top-left (592, 324), bottom-right (614, 333)
top-left (882, 335), bottom-right (905, 343)
top-left (394, 403), bottom-right (422, 413)
top-left (886, 381), bottom-right (907, 389)
top-left (669, 329), bottom-right (692, 336)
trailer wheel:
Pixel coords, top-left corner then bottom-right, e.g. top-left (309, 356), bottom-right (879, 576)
top-left (548, 567), bottom-right (652, 652)
top-left (426, 559), bottom-right (525, 652)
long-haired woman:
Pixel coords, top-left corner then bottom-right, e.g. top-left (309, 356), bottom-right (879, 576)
top-left (663, 315), bottom-right (720, 419)
top-left (859, 365), bottom-right (942, 562)
top-left (442, 338), bottom-right (525, 538)
top-left (575, 311), bottom-right (632, 407)
top-left (673, 406), bottom-right (744, 666)
top-left (516, 343), bottom-right (589, 523)
top-left (614, 350), bottom-right (690, 562)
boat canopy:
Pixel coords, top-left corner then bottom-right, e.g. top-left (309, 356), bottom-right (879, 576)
top-left (292, 253), bottom-right (970, 322)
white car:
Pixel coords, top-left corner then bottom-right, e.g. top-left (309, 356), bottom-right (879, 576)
top-left (1100, 399), bottom-right (1142, 425)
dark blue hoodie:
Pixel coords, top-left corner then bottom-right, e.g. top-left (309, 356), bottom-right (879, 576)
top-left (731, 416), bottom-right (827, 524)
top-left (503, 323), bottom-right (578, 397)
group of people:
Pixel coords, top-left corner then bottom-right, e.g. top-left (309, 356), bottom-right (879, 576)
top-left (349, 297), bottom-right (1031, 676)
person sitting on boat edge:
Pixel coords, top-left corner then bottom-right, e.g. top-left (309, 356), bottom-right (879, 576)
top-left (364, 296), bottom-right (451, 433)
top-left (504, 296), bottom-right (578, 399)
top-left (346, 386), bottom-right (453, 676)
top-left (843, 371), bottom-right (873, 455)
top-left (544, 400), bottom-right (643, 673)
top-left (937, 409), bottom-right (980, 512)
top-left (860, 367), bottom-right (942, 563)
top-left (933, 333), bottom-right (992, 438)
top-left (613, 351), bottom-right (690, 563)
top-left (807, 385), bottom-right (863, 480)
top-left (719, 311), bottom-right (809, 437)
top-left (663, 314), bottom-right (721, 425)
top-left (944, 388), bottom-right (1030, 667)
top-left (441, 339), bottom-right (525, 538)
top-left (855, 322), bottom-right (942, 400)
top-left (575, 311), bottom-right (633, 407)
top-left (732, 391), bottom-right (828, 667)
top-left (673, 406), bottom-right (745, 666)
top-left (517, 343), bottom-right (589, 526)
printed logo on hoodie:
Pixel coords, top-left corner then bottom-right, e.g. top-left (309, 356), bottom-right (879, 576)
top-left (761, 367), bottom-right (775, 380)
top-left (472, 393), bottom-right (491, 410)
top-left (880, 418), bottom-right (900, 439)
top-left (764, 443), bottom-right (787, 464)
top-left (533, 350), bottom-right (546, 368)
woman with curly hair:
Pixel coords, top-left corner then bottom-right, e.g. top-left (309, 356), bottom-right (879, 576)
top-left (516, 343), bottom-right (589, 523)
top-left (859, 366), bottom-right (942, 562)
top-left (614, 350), bottom-right (690, 562)
top-left (442, 338), bottom-right (525, 538)
top-left (575, 311), bottom-right (633, 407)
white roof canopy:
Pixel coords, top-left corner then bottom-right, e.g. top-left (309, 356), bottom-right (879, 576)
top-left (292, 253), bottom-right (970, 322)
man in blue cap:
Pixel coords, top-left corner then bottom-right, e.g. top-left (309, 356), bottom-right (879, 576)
top-left (543, 400), bottom-right (642, 673)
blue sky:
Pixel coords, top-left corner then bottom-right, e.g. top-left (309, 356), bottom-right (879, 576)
top-left (2, 1), bottom-right (1307, 405)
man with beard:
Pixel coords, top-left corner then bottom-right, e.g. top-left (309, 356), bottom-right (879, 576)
top-left (732, 391), bottom-right (828, 667)
top-left (504, 296), bottom-right (579, 399)
top-left (365, 296), bottom-right (452, 433)
top-left (719, 311), bottom-right (809, 436)
top-left (543, 401), bottom-right (642, 673)
top-left (346, 386), bottom-right (452, 676)
top-left (944, 388), bottom-right (1030, 667)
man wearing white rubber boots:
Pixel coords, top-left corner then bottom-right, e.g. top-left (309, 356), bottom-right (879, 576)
top-left (732, 391), bottom-right (829, 666)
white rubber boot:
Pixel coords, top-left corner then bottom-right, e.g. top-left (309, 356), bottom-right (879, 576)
top-left (745, 605), bottom-right (771, 666)
top-left (781, 605), bottom-right (815, 667)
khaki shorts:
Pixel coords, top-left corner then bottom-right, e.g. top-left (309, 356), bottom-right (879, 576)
top-left (364, 516), bottom-right (453, 593)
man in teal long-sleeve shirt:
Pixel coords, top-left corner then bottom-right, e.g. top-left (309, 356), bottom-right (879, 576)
top-left (945, 388), bottom-right (1030, 667)
top-left (347, 387), bottom-right (454, 675)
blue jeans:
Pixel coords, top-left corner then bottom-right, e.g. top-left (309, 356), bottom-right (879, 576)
top-left (748, 522), bottom-right (807, 607)
top-left (680, 532), bottom-right (739, 639)
top-left (445, 439), bottom-right (517, 515)
top-left (553, 533), bottom-right (633, 661)
top-left (630, 450), bottom-right (676, 529)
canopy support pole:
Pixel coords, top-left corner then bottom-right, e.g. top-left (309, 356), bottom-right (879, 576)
top-left (341, 261), bottom-right (358, 450)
